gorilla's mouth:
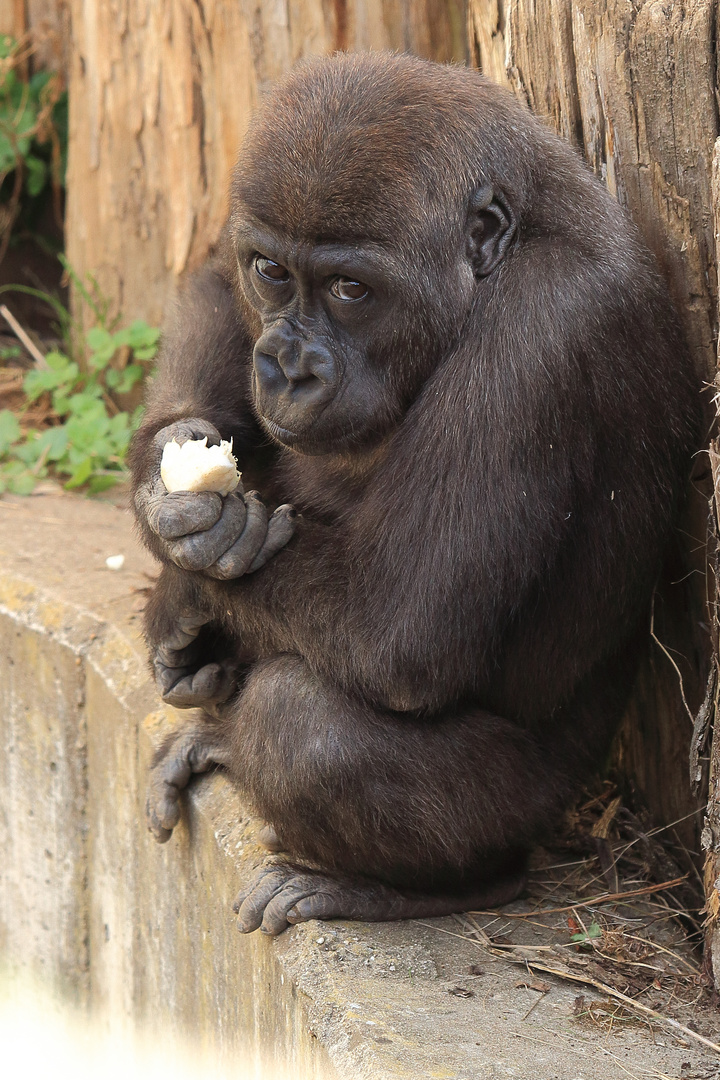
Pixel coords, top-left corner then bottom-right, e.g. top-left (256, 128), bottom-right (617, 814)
top-left (261, 417), bottom-right (299, 446)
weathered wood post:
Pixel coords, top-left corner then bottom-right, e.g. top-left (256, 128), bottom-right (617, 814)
top-left (63, 0), bottom-right (465, 331)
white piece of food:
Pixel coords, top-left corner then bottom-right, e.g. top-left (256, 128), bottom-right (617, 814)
top-left (105, 554), bottom-right (125, 570)
top-left (160, 437), bottom-right (241, 496)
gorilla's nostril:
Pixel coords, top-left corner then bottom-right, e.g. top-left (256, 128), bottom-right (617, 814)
top-left (254, 352), bottom-right (288, 391)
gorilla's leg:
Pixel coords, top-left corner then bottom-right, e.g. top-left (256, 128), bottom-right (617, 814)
top-left (226, 656), bottom-right (595, 934)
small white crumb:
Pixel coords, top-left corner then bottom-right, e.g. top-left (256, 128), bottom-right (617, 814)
top-left (161, 437), bottom-right (241, 496)
top-left (316, 937), bottom-right (325, 944)
top-left (105, 555), bottom-right (125, 571)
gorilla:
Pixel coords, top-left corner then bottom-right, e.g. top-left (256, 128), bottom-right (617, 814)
top-left (129, 52), bottom-right (700, 935)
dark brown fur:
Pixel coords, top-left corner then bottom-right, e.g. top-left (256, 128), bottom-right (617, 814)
top-left (130, 53), bottom-right (700, 930)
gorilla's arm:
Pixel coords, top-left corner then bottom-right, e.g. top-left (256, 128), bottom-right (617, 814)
top-left (129, 232), bottom-right (274, 561)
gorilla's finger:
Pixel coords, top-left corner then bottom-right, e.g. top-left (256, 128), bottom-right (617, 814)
top-left (161, 662), bottom-right (237, 709)
top-left (152, 491), bottom-right (224, 539)
top-left (234, 866), bottom-right (290, 930)
top-left (167, 492), bottom-right (248, 571)
top-left (246, 505), bottom-right (297, 573)
top-left (146, 721), bottom-right (230, 842)
top-left (285, 891), bottom-right (344, 924)
top-left (152, 418), bottom-right (222, 452)
top-left (155, 642), bottom-right (199, 673)
top-left (259, 889), bottom-right (309, 934)
top-left (146, 771), bottom-right (184, 842)
top-left (160, 611), bottom-right (212, 652)
top-left (136, 418), bottom-right (225, 540)
top-left (146, 798), bottom-right (175, 843)
top-left (153, 656), bottom-right (189, 695)
top-left (206, 493), bottom-right (268, 579)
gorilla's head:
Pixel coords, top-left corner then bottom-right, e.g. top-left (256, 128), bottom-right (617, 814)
top-left (230, 53), bottom-right (519, 454)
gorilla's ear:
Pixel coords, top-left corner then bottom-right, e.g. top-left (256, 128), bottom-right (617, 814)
top-left (466, 185), bottom-right (517, 277)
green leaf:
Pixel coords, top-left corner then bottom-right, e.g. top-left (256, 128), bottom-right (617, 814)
top-left (65, 394), bottom-right (106, 421)
top-left (0, 408), bottom-right (21, 454)
top-left (8, 470), bottom-right (36, 495)
top-left (124, 320), bottom-right (161, 351)
top-left (0, 36), bottom-right (17, 61)
top-left (108, 412), bottom-right (130, 435)
top-left (46, 350), bottom-right (74, 372)
top-left (0, 133), bottom-right (18, 173)
top-left (113, 364), bottom-right (144, 394)
top-left (28, 70), bottom-right (51, 97)
top-left (570, 922), bottom-right (602, 944)
top-left (24, 358), bottom-right (77, 401)
top-left (13, 437), bottom-right (44, 465)
top-left (24, 153), bottom-right (47, 197)
top-left (37, 424), bottom-right (69, 462)
top-left (0, 458), bottom-right (36, 495)
top-left (64, 456), bottom-right (94, 489)
top-left (85, 326), bottom-right (116, 370)
top-left (88, 473), bottom-right (121, 494)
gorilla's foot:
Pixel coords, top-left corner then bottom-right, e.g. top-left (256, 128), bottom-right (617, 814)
top-left (146, 721), bottom-right (231, 842)
top-left (233, 862), bottom-right (527, 935)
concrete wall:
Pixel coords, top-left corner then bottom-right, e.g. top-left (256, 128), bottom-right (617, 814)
top-left (0, 495), bottom-right (336, 1077)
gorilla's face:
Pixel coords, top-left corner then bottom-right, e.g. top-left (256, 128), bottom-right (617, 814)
top-left (234, 198), bottom-right (511, 455)
top-left (235, 220), bottom-right (409, 454)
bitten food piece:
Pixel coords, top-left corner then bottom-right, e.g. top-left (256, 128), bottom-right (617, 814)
top-left (161, 437), bottom-right (240, 496)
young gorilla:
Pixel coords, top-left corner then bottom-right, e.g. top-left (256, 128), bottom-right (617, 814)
top-left (130, 52), bottom-right (700, 935)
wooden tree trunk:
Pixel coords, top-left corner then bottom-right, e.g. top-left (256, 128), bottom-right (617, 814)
top-left (468, 0), bottom-right (719, 972)
top-left (65, 0), bottom-right (465, 332)
top-left (704, 151), bottom-right (720, 986)
top-left (0, 0), bottom-right (70, 71)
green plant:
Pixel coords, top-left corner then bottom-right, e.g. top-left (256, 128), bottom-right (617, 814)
top-left (0, 319), bottom-right (159, 495)
top-left (570, 921), bottom-right (602, 947)
top-left (0, 34), bottom-right (67, 262)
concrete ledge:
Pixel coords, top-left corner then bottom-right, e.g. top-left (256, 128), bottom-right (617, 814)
top-left (0, 493), bottom-right (715, 1079)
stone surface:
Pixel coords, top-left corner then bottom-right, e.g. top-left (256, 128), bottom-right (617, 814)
top-left (0, 491), bottom-right (718, 1078)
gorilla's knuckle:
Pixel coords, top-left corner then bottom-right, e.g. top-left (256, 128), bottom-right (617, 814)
top-left (170, 535), bottom-right (216, 572)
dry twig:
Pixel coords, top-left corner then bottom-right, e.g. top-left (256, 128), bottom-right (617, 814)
top-left (0, 305), bottom-right (48, 368)
top-left (505, 955), bottom-right (720, 1057)
top-left (470, 875), bottom-right (689, 918)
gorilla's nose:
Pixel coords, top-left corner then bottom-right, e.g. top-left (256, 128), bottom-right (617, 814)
top-left (253, 325), bottom-right (338, 409)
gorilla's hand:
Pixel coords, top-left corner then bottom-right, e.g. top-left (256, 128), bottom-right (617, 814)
top-left (135, 418), bottom-right (296, 578)
top-left (154, 610), bottom-right (239, 713)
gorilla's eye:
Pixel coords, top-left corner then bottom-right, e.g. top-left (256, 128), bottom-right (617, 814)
top-left (254, 256), bottom-right (290, 282)
top-left (330, 277), bottom-right (368, 302)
